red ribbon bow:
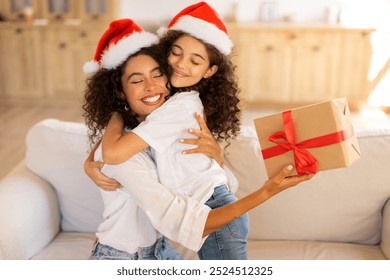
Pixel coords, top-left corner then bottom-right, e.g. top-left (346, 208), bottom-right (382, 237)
top-left (261, 110), bottom-right (350, 175)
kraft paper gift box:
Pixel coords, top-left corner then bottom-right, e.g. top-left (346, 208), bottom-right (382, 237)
top-left (253, 98), bottom-right (361, 178)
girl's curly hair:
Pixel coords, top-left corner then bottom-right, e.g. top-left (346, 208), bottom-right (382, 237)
top-left (159, 30), bottom-right (241, 144)
top-left (82, 44), bottom-right (170, 147)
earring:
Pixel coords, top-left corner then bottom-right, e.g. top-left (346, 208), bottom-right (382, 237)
top-left (124, 104), bottom-right (129, 111)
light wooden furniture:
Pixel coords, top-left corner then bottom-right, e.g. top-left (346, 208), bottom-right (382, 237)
top-left (228, 23), bottom-right (375, 110)
top-left (0, 0), bottom-right (118, 22)
top-left (0, 23), bottom-right (44, 99)
top-left (0, 21), bottom-right (107, 102)
top-left (42, 23), bottom-right (106, 100)
top-left (0, 0), bottom-right (118, 104)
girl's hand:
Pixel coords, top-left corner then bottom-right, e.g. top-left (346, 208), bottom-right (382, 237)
top-left (262, 165), bottom-right (314, 196)
top-left (180, 112), bottom-right (224, 167)
top-left (84, 152), bottom-right (121, 192)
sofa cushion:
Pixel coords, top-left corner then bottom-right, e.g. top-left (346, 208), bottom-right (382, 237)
top-left (31, 232), bottom-right (96, 260)
top-left (247, 240), bottom-right (386, 260)
top-left (224, 125), bottom-right (390, 245)
top-left (25, 119), bottom-right (103, 232)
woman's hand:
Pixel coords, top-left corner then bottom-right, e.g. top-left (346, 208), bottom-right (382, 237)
top-left (262, 165), bottom-right (314, 197)
top-left (180, 112), bottom-right (224, 167)
top-left (84, 143), bottom-right (121, 191)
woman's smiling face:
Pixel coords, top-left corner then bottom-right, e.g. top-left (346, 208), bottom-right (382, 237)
top-left (167, 35), bottom-right (217, 88)
top-left (121, 54), bottom-right (169, 121)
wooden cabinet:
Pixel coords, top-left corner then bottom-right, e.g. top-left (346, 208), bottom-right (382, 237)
top-left (338, 31), bottom-right (373, 101)
top-left (0, 0), bottom-right (118, 103)
top-left (228, 24), bottom-right (374, 110)
top-left (0, 23), bottom-right (44, 99)
top-left (42, 24), bottom-right (105, 100)
top-left (0, 22), bottom-right (104, 101)
top-left (0, 0), bottom-right (118, 22)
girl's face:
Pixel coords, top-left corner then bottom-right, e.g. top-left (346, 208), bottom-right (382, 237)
top-left (121, 54), bottom-right (169, 121)
top-left (167, 35), bottom-right (217, 88)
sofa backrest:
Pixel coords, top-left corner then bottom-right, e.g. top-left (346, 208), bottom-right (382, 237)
top-left (225, 126), bottom-right (390, 245)
top-left (25, 119), bottom-right (104, 233)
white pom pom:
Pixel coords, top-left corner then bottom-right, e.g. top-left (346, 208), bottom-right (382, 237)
top-left (83, 60), bottom-right (100, 74)
top-left (156, 26), bottom-right (167, 38)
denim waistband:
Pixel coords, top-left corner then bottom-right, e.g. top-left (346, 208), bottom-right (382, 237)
top-left (92, 237), bottom-right (165, 260)
top-left (137, 237), bottom-right (165, 259)
top-left (210, 184), bottom-right (229, 197)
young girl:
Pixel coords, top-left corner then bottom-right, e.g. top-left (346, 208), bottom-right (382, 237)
top-left (100, 2), bottom-right (246, 260)
top-left (83, 17), bottom-right (246, 259)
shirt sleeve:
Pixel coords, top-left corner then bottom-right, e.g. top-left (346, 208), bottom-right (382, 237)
top-left (100, 151), bottom-right (210, 252)
top-left (224, 165), bottom-right (239, 193)
top-left (132, 93), bottom-right (202, 153)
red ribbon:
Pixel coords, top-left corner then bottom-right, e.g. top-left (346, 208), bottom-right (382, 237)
top-left (261, 110), bottom-right (351, 175)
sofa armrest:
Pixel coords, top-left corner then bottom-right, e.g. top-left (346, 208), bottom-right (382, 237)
top-left (0, 161), bottom-right (60, 259)
top-left (381, 198), bottom-right (390, 259)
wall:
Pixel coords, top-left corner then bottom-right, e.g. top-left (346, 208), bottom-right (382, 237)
top-left (118, 0), bottom-right (390, 106)
top-left (119, 0), bottom-right (390, 30)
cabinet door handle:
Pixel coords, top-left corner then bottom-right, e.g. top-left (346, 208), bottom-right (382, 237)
top-left (59, 42), bottom-right (67, 49)
top-left (15, 28), bottom-right (23, 34)
top-left (80, 31), bottom-right (87, 38)
top-left (312, 46), bottom-right (321, 52)
top-left (265, 45), bottom-right (274, 52)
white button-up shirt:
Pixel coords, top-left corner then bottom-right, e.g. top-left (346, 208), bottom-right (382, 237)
top-left (95, 145), bottom-right (211, 253)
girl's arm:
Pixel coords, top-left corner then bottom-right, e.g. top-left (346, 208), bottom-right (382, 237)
top-left (102, 113), bottom-right (149, 164)
top-left (180, 113), bottom-right (224, 167)
top-left (87, 113), bottom-right (224, 191)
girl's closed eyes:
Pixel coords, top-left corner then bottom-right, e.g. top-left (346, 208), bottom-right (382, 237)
top-left (170, 45), bottom-right (204, 66)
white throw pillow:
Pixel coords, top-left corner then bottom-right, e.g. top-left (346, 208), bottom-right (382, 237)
top-left (25, 119), bottom-right (103, 232)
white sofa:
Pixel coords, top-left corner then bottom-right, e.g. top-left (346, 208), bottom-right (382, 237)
top-left (0, 118), bottom-right (389, 260)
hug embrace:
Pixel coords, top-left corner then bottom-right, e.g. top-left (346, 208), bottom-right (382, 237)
top-left (82, 2), bottom-right (313, 260)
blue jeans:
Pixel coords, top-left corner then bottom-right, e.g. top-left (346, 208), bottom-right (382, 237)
top-left (198, 185), bottom-right (249, 260)
top-left (89, 237), bottom-right (182, 260)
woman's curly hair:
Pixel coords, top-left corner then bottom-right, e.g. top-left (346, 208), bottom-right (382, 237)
top-left (82, 44), bottom-right (170, 147)
top-left (159, 30), bottom-right (241, 145)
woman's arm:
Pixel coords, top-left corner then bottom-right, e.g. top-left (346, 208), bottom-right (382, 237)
top-left (102, 113), bottom-right (149, 164)
top-left (102, 156), bottom-right (313, 251)
top-left (203, 165), bottom-right (314, 237)
top-left (84, 141), bottom-right (121, 191)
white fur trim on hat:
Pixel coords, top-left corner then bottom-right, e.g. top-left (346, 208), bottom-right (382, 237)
top-left (101, 32), bottom-right (159, 70)
top-left (156, 26), bottom-right (167, 38)
top-left (170, 15), bottom-right (233, 55)
top-left (83, 60), bottom-right (100, 74)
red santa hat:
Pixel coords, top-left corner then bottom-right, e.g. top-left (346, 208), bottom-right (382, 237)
top-left (83, 18), bottom-right (159, 74)
top-left (166, 1), bottom-right (233, 55)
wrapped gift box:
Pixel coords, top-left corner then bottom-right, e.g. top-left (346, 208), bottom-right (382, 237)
top-left (253, 98), bottom-right (361, 178)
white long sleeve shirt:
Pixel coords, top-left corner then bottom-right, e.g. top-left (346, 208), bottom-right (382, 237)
top-left (95, 145), bottom-right (211, 253)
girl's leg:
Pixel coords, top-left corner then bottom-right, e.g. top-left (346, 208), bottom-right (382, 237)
top-left (197, 185), bottom-right (249, 260)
